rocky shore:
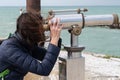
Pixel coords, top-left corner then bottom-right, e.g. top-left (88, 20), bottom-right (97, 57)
top-left (24, 51), bottom-right (120, 80)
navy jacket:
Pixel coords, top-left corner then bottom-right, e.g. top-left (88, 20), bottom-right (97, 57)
top-left (0, 33), bottom-right (61, 80)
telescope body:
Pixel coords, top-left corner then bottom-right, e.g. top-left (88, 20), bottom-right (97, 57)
top-left (49, 14), bottom-right (119, 30)
top-left (85, 14), bottom-right (117, 26)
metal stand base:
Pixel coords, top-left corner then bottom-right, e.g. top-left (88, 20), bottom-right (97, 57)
top-left (59, 46), bottom-right (85, 80)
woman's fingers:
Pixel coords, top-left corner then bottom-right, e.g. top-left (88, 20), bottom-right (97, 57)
top-left (48, 20), bottom-right (53, 30)
top-left (49, 18), bottom-right (63, 46)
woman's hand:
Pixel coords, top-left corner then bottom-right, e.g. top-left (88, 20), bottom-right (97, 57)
top-left (49, 18), bottom-right (63, 46)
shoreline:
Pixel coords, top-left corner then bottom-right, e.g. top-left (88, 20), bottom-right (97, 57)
top-left (82, 51), bottom-right (120, 59)
top-left (24, 50), bottom-right (120, 80)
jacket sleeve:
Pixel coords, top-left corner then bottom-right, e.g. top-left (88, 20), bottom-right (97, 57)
top-left (3, 43), bottom-right (60, 76)
top-left (31, 46), bottom-right (47, 61)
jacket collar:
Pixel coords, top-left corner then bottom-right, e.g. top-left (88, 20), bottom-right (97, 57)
top-left (13, 32), bottom-right (32, 50)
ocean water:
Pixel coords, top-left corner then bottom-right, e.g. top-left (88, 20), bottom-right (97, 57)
top-left (0, 6), bottom-right (120, 56)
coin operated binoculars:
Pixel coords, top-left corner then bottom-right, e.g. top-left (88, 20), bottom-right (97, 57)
top-left (43, 8), bottom-right (119, 80)
top-left (43, 8), bottom-right (87, 80)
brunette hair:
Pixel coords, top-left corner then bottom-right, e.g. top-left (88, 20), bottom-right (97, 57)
top-left (16, 12), bottom-right (45, 45)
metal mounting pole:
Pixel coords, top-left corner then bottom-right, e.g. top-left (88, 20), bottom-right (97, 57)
top-left (26, 0), bottom-right (41, 15)
top-left (59, 25), bottom-right (85, 80)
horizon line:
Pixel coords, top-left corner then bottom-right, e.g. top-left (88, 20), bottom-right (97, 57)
top-left (0, 5), bottom-right (120, 7)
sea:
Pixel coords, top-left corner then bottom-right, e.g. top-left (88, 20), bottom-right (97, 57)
top-left (0, 6), bottom-right (120, 57)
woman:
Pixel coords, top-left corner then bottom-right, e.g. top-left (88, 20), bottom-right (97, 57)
top-left (0, 12), bottom-right (62, 80)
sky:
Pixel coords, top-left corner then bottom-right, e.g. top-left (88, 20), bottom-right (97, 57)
top-left (0, 0), bottom-right (120, 6)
